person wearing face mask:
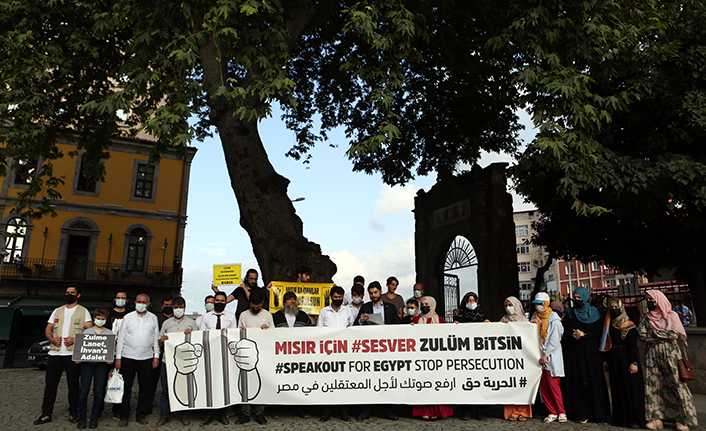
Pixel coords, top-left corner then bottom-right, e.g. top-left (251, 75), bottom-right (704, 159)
top-left (343, 276), bottom-right (370, 306)
top-left (601, 298), bottom-right (644, 429)
top-left (274, 291), bottom-right (312, 328)
top-left (562, 286), bottom-right (610, 424)
top-left (346, 284), bottom-right (366, 323)
top-left (34, 286), bottom-right (93, 426)
top-left (107, 291), bottom-right (130, 332)
top-left (114, 293), bottom-right (160, 427)
top-left (500, 296), bottom-right (532, 421)
top-left (400, 298), bottom-right (418, 324)
top-left (453, 292), bottom-right (489, 323)
top-left (412, 283), bottom-right (425, 307)
top-left (197, 291), bottom-right (236, 426)
top-left (76, 307), bottom-right (114, 429)
top-left (531, 292), bottom-right (567, 424)
top-left (639, 290), bottom-right (696, 431)
top-left (157, 297), bottom-right (197, 426)
top-left (236, 289), bottom-right (273, 425)
top-left (195, 295), bottom-right (215, 328)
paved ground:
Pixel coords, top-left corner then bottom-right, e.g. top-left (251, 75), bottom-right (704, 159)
top-left (5, 367), bottom-right (705, 430)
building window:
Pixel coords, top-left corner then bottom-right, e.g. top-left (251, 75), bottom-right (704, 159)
top-left (605, 279), bottom-right (617, 287)
top-left (134, 163), bottom-right (155, 198)
top-left (12, 158), bottom-right (38, 185)
top-left (519, 281), bottom-right (533, 290)
top-left (127, 228), bottom-right (148, 272)
top-left (516, 244), bottom-right (530, 254)
top-left (592, 262), bottom-right (600, 271)
top-left (580, 263), bottom-right (588, 273)
top-left (566, 264), bottom-right (575, 275)
top-left (4, 218), bottom-right (27, 262)
top-left (515, 225), bottom-right (529, 237)
top-left (581, 281), bottom-right (590, 289)
top-left (518, 262), bottom-right (531, 273)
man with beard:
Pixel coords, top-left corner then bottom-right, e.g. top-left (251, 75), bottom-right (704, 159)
top-left (34, 286), bottom-right (93, 425)
top-left (272, 291), bottom-right (312, 328)
top-left (197, 291), bottom-right (236, 425)
top-left (214, 268), bottom-right (271, 321)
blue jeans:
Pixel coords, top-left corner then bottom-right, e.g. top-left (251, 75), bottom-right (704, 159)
top-left (78, 362), bottom-right (109, 420)
top-left (160, 362), bottom-right (188, 419)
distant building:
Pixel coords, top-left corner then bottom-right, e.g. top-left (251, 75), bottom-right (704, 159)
top-left (513, 210), bottom-right (556, 301)
top-left (0, 131), bottom-right (196, 367)
top-left (556, 258), bottom-right (633, 298)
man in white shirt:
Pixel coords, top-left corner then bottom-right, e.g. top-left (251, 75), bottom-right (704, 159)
top-left (343, 275), bottom-right (370, 305)
top-left (34, 285), bottom-right (92, 425)
top-left (346, 284), bottom-right (366, 326)
top-left (198, 291), bottom-right (236, 426)
top-left (114, 293), bottom-right (160, 427)
top-left (318, 286), bottom-right (353, 328)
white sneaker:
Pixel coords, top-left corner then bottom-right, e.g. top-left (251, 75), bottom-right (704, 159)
top-left (558, 414), bottom-right (567, 423)
top-left (544, 414), bottom-right (558, 423)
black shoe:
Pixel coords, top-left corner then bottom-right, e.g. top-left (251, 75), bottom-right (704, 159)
top-left (357, 412), bottom-right (370, 421)
top-left (34, 415), bottom-right (52, 425)
top-left (271, 411), bottom-right (280, 419)
top-left (459, 413), bottom-right (470, 421)
top-left (69, 415), bottom-right (79, 424)
top-left (118, 419), bottom-right (128, 427)
top-left (77, 419), bottom-right (87, 429)
top-left (320, 415), bottom-right (330, 422)
top-left (477, 413), bottom-right (486, 421)
top-left (340, 415), bottom-right (351, 422)
top-left (88, 418), bottom-right (98, 429)
top-left (136, 415), bottom-right (148, 425)
top-left (299, 412), bottom-right (309, 419)
top-left (235, 415), bottom-right (250, 425)
top-left (255, 415), bottom-right (267, 425)
top-left (384, 412), bottom-right (398, 421)
top-left (199, 415), bottom-right (213, 426)
top-left (217, 415), bottom-right (229, 425)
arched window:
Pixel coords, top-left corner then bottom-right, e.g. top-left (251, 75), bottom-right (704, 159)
top-left (127, 228), bottom-right (148, 271)
top-left (4, 218), bottom-right (27, 262)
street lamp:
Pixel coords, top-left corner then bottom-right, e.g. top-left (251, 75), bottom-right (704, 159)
top-left (161, 238), bottom-right (168, 267)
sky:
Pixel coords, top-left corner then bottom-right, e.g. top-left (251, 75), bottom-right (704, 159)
top-left (179, 108), bottom-right (537, 316)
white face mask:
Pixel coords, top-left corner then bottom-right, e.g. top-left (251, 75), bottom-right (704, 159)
top-left (506, 306), bottom-right (515, 315)
top-left (173, 308), bottom-right (185, 319)
top-left (205, 303), bottom-right (215, 312)
top-left (466, 302), bottom-right (477, 310)
top-left (115, 299), bottom-right (127, 308)
top-left (352, 297), bottom-right (363, 305)
top-left (406, 308), bottom-right (417, 316)
top-left (94, 318), bottom-right (106, 327)
top-left (535, 304), bottom-right (545, 313)
top-left (413, 290), bottom-right (423, 298)
top-left (135, 303), bottom-right (148, 313)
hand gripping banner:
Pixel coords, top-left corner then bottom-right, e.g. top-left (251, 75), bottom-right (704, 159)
top-left (165, 322), bottom-right (542, 411)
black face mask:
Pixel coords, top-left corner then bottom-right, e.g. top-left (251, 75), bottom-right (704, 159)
top-left (420, 305), bottom-right (431, 314)
top-left (573, 299), bottom-right (584, 308)
top-left (609, 308), bottom-right (621, 318)
top-left (163, 307), bottom-right (173, 315)
top-left (65, 294), bottom-right (77, 304)
top-left (250, 307), bottom-right (261, 314)
top-left (332, 299), bottom-right (343, 307)
top-left (646, 301), bottom-right (657, 311)
top-left (214, 302), bottom-right (226, 313)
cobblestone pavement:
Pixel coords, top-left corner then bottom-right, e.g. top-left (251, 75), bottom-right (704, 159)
top-left (4, 368), bottom-right (705, 430)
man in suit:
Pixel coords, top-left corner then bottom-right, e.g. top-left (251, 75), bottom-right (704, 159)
top-left (354, 281), bottom-right (401, 326)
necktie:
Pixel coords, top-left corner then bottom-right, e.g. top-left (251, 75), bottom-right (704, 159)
top-left (216, 314), bottom-right (221, 329)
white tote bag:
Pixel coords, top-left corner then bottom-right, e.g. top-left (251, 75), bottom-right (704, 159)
top-left (105, 368), bottom-right (124, 404)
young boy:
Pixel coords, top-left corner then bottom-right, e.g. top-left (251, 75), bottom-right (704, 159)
top-left (400, 298), bottom-right (418, 324)
top-left (77, 307), bottom-right (114, 429)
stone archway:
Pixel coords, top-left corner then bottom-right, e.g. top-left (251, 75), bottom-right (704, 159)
top-left (414, 163), bottom-right (518, 321)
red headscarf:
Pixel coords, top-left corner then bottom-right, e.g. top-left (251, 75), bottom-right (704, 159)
top-left (646, 289), bottom-right (687, 344)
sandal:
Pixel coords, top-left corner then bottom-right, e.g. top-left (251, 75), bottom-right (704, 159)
top-left (517, 415), bottom-right (527, 421)
top-left (508, 415), bottom-right (518, 421)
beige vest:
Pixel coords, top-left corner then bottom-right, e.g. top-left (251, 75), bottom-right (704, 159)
top-left (50, 304), bottom-right (87, 351)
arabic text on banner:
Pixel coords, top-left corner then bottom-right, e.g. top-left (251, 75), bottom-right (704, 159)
top-left (164, 322), bottom-right (541, 410)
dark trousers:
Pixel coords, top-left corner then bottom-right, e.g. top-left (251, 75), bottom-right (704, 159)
top-left (41, 355), bottom-right (80, 417)
top-left (78, 362), bottom-right (110, 420)
top-left (120, 358), bottom-right (154, 420)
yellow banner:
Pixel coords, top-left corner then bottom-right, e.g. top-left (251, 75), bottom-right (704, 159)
top-left (269, 282), bottom-right (334, 315)
top-left (212, 263), bottom-right (242, 286)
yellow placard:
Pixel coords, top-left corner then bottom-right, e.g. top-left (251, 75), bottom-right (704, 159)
top-left (269, 282), bottom-right (334, 315)
top-left (212, 263), bottom-right (242, 286)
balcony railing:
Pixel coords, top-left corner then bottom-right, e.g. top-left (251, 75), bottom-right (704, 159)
top-left (1, 257), bottom-right (182, 286)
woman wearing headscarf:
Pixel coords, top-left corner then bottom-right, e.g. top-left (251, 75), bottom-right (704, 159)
top-left (531, 292), bottom-right (567, 423)
top-left (561, 286), bottom-right (610, 423)
top-left (602, 298), bottom-right (645, 429)
top-left (639, 290), bottom-right (696, 431)
top-left (453, 291), bottom-right (488, 420)
top-left (411, 297), bottom-right (453, 420)
top-left (500, 297), bottom-right (532, 421)
top-left (453, 292), bottom-right (489, 323)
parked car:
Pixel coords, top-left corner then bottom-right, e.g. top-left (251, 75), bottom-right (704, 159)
top-left (27, 340), bottom-right (51, 369)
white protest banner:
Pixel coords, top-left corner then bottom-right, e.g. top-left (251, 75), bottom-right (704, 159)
top-left (165, 322), bottom-right (541, 411)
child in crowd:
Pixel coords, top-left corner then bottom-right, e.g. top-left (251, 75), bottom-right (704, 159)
top-left (400, 298), bottom-right (418, 324)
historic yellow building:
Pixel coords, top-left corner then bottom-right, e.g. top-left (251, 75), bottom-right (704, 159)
top-left (0, 134), bottom-right (196, 367)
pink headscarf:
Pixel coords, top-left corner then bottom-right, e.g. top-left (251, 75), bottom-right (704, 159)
top-left (646, 290), bottom-right (687, 344)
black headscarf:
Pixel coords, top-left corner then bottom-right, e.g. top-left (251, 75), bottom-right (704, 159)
top-left (454, 292), bottom-right (487, 323)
